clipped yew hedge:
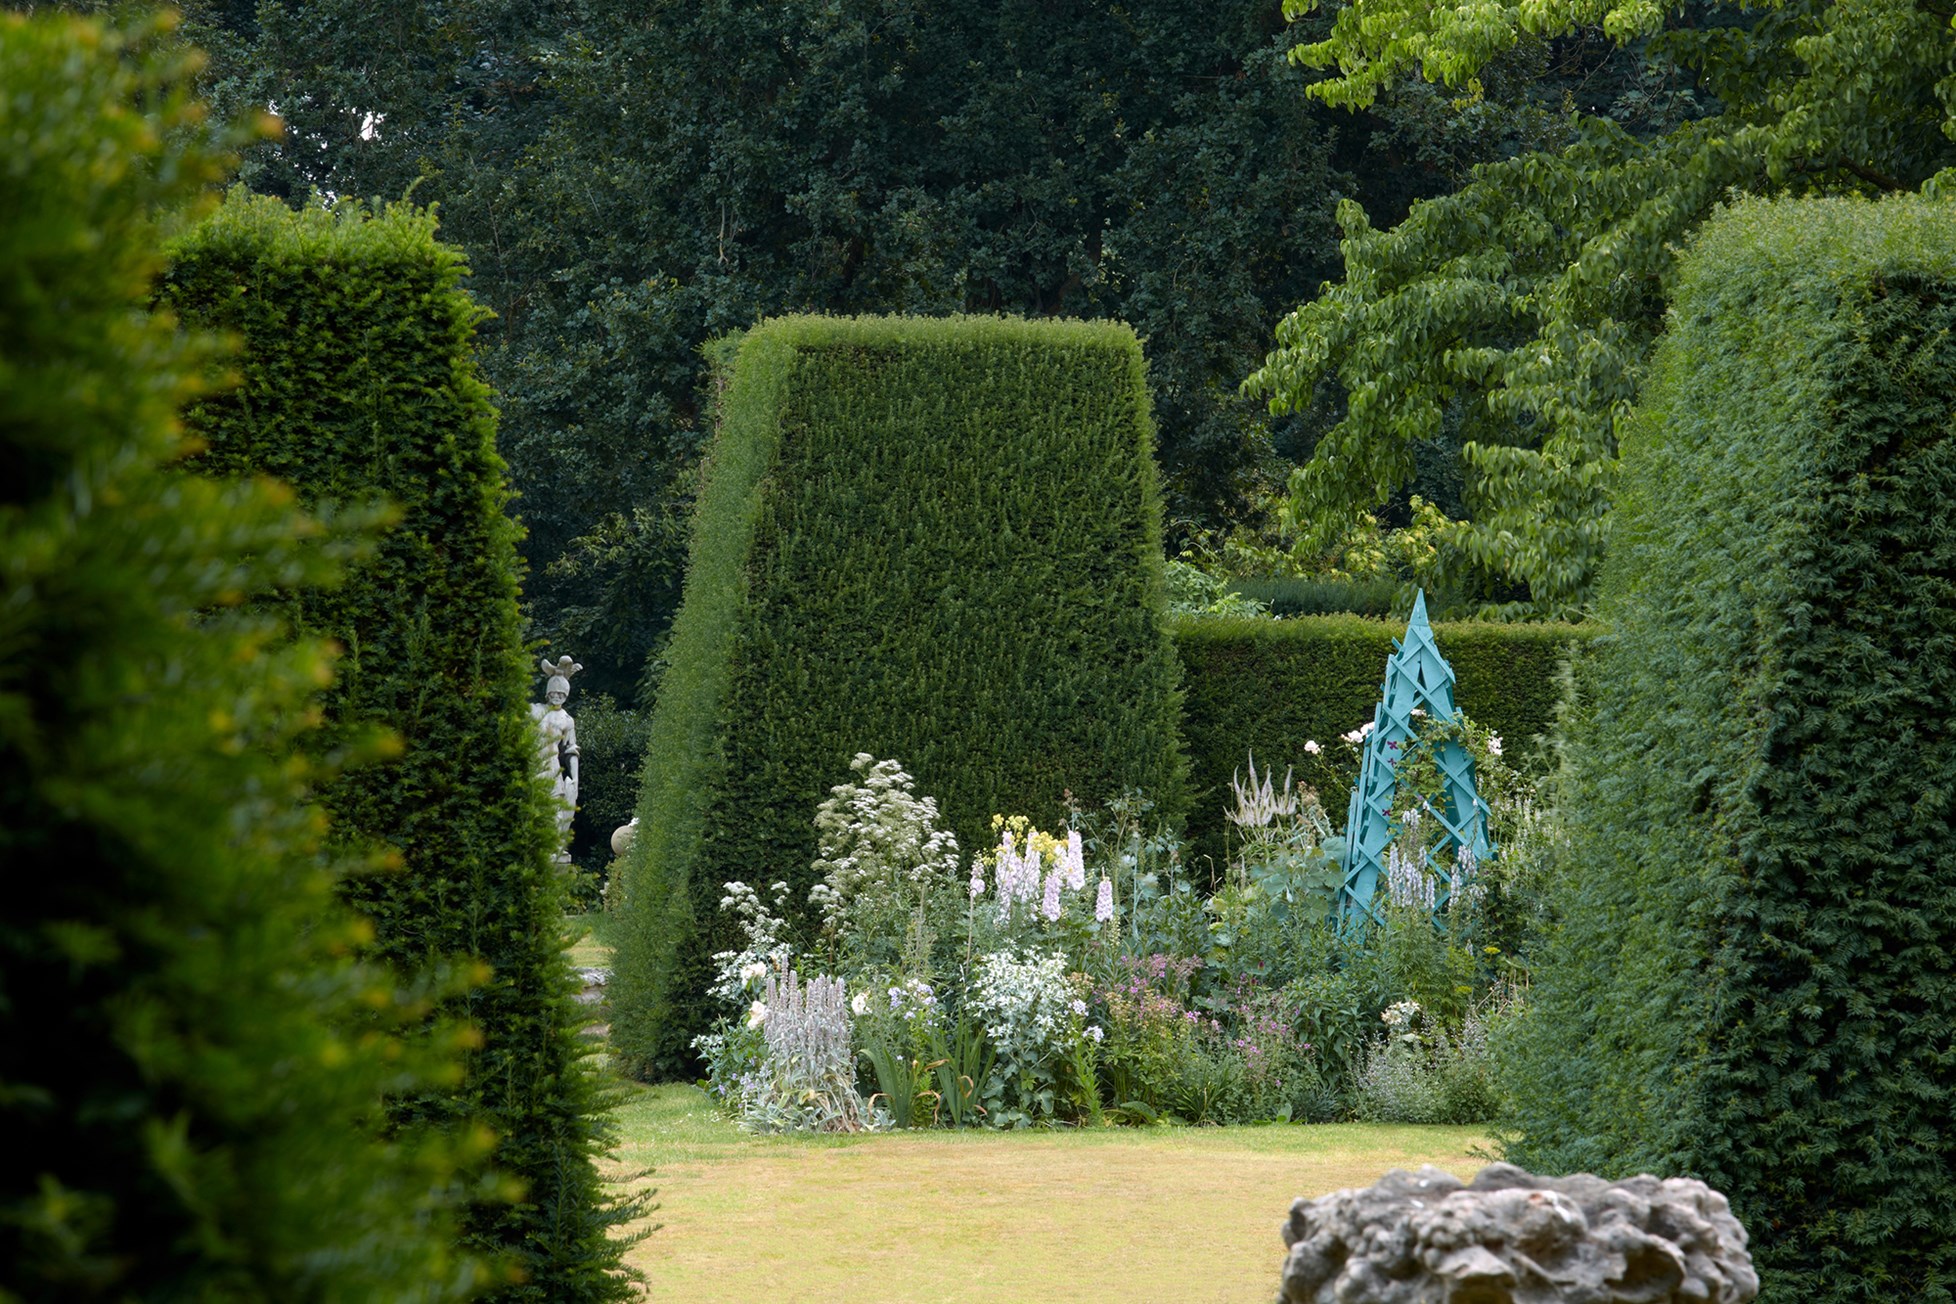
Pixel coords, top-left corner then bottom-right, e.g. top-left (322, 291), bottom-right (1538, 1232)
top-left (0, 16), bottom-right (476, 1299)
top-left (1507, 195), bottom-right (1956, 1300)
top-left (1174, 614), bottom-right (1589, 869)
top-left (161, 192), bottom-right (640, 1301)
top-left (613, 315), bottom-right (1187, 1079)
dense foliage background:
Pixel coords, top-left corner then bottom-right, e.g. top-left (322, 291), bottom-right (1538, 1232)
top-left (1248, 0), bottom-right (1956, 617)
top-left (1507, 195), bottom-right (1956, 1301)
top-left (131, 0), bottom-right (1697, 693)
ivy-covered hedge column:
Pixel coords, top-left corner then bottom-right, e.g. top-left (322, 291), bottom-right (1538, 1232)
top-left (162, 191), bottom-right (642, 1302)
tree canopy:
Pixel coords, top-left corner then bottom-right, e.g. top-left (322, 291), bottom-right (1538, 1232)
top-left (1246, 0), bottom-right (1956, 617)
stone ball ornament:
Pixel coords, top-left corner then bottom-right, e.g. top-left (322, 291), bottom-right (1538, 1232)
top-left (1277, 1163), bottom-right (1758, 1304)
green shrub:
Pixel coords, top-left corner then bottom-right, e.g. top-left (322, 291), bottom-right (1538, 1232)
top-left (1506, 195), bottom-right (1956, 1301)
top-left (161, 191), bottom-right (642, 1301)
top-left (0, 15), bottom-right (478, 1298)
top-left (613, 315), bottom-right (1187, 1079)
top-left (1173, 614), bottom-right (1591, 872)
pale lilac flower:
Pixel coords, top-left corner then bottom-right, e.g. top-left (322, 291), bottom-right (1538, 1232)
top-left (969, 865), bottom-right (986, 899)
top-left (1062, 829), bottom-right (1086, 890)
top-left (1095, 876), bottom-right (1114, 923)
top-left (1041, 869), bottom-right (1062, 922)
top-left (1071, 998), bottom-right (1088, 1016)
top-left (1086, 1025), bottom-right (1104, 1044)
top-left (1303, 739), bottom-right (1322, 755)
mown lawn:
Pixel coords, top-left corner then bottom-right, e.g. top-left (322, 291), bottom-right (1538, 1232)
top-left (604, 1083), bottom-right (1488, 1303)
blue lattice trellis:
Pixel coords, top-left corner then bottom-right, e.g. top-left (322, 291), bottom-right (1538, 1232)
top-left (1337, 590), bottom-right (1492, 931)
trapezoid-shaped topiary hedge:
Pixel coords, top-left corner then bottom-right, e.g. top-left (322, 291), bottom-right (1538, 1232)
top-left (161, 191), bottom-right (642, 1302)
top-left (612, 315), bottom-right (1188, 1079)
top-left (1506, 194), bottom-right (1956, 1301)
top-left (1172, 613), bottom-right (1592, 872)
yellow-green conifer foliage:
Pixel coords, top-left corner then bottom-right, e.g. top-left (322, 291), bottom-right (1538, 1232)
top-left (0, 14), bottom-right (479, 1299)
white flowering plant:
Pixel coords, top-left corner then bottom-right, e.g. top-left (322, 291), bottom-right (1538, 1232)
top-left (693, 878), bottom-right (797, 1110)
top-left (1224, 752), bottom-right (1344, 924)
top-left (963, 947), bottom-right (1094, 1124)
top-left (808, 753), bottom-right (964, 976)
top-left (964, 816), bottom-right (1101, 957)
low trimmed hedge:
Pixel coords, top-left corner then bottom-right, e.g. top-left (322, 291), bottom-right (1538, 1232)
top-left (1174, 614), bottom-right (1590, 871)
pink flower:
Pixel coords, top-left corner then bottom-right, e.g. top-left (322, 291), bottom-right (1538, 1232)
top-left (1303, 739), bottom-right (1321, 755)
top-left (1041, 869), bottom-right (1062, 922)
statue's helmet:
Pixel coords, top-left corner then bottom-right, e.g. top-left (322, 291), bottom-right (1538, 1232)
top-left (546, 675), bottom-right (572, 700)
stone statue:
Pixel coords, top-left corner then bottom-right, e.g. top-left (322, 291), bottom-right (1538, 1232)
top-left (533, 655), bottom-right (582, 860)
top-left (1277, 1163), bottom-right (1758, 1304)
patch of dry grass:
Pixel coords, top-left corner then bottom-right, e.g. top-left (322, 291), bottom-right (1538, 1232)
top-left (605, 1083), bottom-right (1486, 1303)
top-left (565, 913), bottom-right (610, 970)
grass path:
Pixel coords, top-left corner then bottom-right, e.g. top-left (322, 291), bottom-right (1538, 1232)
top-left (607, 1083), bottom-right (1488, 1303)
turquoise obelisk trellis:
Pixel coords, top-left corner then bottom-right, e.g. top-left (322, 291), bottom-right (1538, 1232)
top-left (1337, 591), bottom-right (1492, 930)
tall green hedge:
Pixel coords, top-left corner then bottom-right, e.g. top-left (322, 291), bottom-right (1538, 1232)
top-left (1507, 195), bottom-right (1956, 1301)
top-left (0, 16), bottom-right (477, 1299)
top-left (1173, 614), bottom-right (1590, 870)
top-left (161, 192), bottom-right (641, 1301)
top-left (613, 315), bottom-right (1187, 1078)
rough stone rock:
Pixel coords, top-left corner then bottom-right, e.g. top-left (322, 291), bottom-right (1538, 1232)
top-left (1277, 1162), bottom-right (1758, 1304)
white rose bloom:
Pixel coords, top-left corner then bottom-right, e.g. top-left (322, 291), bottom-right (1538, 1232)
top-left (746, 1001), bottom-right (768, 1029)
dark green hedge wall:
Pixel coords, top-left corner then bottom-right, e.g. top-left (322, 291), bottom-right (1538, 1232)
top-left (612, 315), bottom-right (1187, 1079)
top-left (0, 17), bottom-right (474, 1299)
top-left (1506, 195), bottom-right (1956, 1301)
top-left (1174, 614), bottom-right (1590, 870)
top-left (162, 192), bottom-right (639, 1301)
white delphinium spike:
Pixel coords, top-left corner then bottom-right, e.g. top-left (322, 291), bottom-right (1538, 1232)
top-left (1095, 875), bottom-right (1114, 923)
top-left (1062, 829), bottom-right (1086, 890)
